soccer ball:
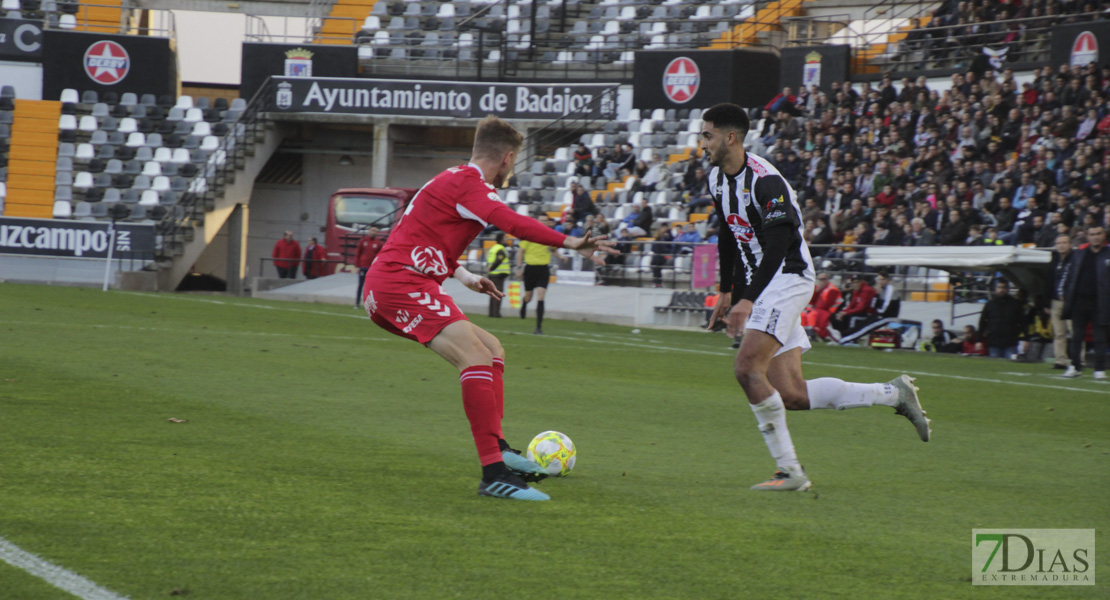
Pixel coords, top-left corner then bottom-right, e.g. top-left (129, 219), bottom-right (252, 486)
top-left (526, 430), bottom-right (576, 477)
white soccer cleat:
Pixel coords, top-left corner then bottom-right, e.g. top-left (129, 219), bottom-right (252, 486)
top-left (1094, 371), bottom-right (1108, 381)
top-left (889, 375), bottom-right (931, 442)
top-left (1061, 366), bottom-right (1081, 378)
top-left (751, 464), bottom-right (812, 492)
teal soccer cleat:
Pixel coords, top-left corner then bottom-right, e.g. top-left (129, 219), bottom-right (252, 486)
top-left (478, 473), bottom-right (550, 501)
top-left (502, 449), bottom-right (549, 482)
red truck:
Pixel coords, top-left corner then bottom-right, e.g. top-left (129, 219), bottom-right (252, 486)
top-left (323, 187), bottom-right (417, 272)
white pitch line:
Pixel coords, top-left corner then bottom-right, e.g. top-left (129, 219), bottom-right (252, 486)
top-left (119, 292), bottom-right (1110, 396)
top-left (0, 537), bottom-right (129, 600)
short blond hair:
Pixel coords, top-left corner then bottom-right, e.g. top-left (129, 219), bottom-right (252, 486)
top-left (472, 115), bottom-right (523, 160)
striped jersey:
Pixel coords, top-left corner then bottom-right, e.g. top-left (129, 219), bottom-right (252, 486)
top-left (709, 151), bottom-right (815, 300)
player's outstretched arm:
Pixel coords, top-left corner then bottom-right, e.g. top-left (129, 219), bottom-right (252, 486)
top-left (454, 266), bottom-right (505, 300)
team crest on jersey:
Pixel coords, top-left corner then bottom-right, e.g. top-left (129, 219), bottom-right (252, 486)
top-left (742, 189), bottom-right (752, 204)
top-left (726, 214), bottom-right (754, 243)
top-left (411, 246), bottom-right (449, 277)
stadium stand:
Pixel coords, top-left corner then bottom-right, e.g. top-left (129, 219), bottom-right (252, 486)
top-left (866, 0), bottom-right (1101, 74)
top-left (0, 0), bottom-right (126, 32)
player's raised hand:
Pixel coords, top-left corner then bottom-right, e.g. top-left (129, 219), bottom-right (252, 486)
top-left (466, 276), bottom-right (506, 300)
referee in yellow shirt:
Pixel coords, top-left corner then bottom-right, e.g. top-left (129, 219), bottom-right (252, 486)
top-left (516, 215), bottom-right (556, 335)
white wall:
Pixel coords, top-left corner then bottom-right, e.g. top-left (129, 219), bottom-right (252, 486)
top-left (171, 11), bottom-right (311, 84)
top-left (0, 61), bottom-right (42, 99)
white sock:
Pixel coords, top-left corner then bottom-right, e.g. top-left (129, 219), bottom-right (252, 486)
top-left (750, 392), bottom-right (800, 470)
top-left (806, 378), bottom-right (898, 410)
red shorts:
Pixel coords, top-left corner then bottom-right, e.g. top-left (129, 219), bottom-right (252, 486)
top-left (362, 269), bottom-right (468, 345)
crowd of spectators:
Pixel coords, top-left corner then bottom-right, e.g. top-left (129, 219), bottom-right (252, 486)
top-left (737, 60), bottom-right (1110, 258)
top-left (898, 0), bottom-right (1103, 71)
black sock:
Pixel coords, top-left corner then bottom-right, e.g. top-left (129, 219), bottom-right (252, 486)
top-left (520, 303), bottom-right (527, 319)
top-left (537, 301), bottom-right (545, 328)
top-left (498, 438), bottom-right (512, 452)
top-left (482, 461), bottom-right (509, 482)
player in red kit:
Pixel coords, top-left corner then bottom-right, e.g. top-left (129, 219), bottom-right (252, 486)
top-left (363, 116), bottom-right (616, 501)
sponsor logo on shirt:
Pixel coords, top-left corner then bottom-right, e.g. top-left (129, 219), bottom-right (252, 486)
top-left (765, 195), bottom-right (785, 211)
top-left (727, 214), bottom-right (754, 243)
top-left (748, 159), bottom-right (769, 177)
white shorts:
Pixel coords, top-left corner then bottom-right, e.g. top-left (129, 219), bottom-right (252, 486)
top-left (744, 273), bottom-right (814, 357)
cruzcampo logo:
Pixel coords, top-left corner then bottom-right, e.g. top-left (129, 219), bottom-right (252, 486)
top-left (972, 529), bottom-right (1095, 586)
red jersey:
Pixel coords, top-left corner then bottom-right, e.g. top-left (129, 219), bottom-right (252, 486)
top-left (369, 164), bottom-right (566, 285)
top-left (354, 235), bottom-right (384, 269)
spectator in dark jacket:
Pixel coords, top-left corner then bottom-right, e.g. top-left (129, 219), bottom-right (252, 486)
top-left (570, 181), bottom-right (598, 222)
top-left (978, 279), bottom-right (1025, 359)
top-left (938, 209), bottom-right (969, 245)
top-left (1061, 225), bottom-right (1110, 379)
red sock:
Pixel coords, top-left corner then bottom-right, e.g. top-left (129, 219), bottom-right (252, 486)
top-left (491, 357), bottom-right (505, 438)
top-left (460, 366), bottom-right (502, 466)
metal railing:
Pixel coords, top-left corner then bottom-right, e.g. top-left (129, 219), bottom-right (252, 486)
top-left (20, 1), bottom-right (176, 40)
top-left (513, 85), bottom-right (619, 178)
top-left (154, 78), bottom-right (276, 262)
top-left (258, 256), bottom-right (349, 278)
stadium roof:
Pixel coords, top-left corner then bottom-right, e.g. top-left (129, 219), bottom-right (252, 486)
top-left (865, 246), bottom-right (1051, 292)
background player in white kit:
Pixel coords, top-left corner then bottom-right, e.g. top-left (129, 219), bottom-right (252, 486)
top-left (699, 103), bottom-right (931, 491)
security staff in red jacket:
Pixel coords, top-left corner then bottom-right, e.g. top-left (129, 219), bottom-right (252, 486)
top-left (354, 226), bottom-right (383, 307)
top-left (272, 230), bottom-right (301, 279)
top-left (302, 237), bottom-right (328, 279)
top-left (829, 274), bottom-right (876, 340)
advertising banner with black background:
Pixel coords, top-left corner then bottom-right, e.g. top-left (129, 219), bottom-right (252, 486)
top-left (0, 18), bottom-right (43, 61)
top-left (268, 77), bottom-right (617, 120)
top-left (41, 30), bottom-right (176, 99)
top-left (1050, 22), bottom-right (1109, 69)
top-left (780, 45), bottom-right (850, 96)
top-left (633, 49), bottom-right (780, 111)
top-left (240, 42), bottom-right (358, 100)
top-left (0, 217), bottom-right (155, 259)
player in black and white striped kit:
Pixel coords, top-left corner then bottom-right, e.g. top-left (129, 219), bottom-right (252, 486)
top-left (699, 103), bottom-right (932, 492)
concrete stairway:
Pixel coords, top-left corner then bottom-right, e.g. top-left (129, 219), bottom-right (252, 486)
top-left (157, 121), bottom-right (287, 291)
top-left (3, 100), bottom-right (61, 219)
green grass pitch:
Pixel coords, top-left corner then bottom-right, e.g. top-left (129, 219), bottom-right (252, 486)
top-left (0, 282), bottom-right (1106, 599)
